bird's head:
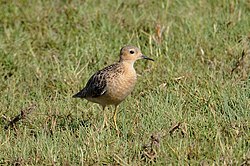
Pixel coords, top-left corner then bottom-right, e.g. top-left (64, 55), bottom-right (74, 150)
top-left (119, 46), bottom-right (154, 63)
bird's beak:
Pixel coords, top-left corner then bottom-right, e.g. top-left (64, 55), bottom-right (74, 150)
top-left (141, 55), bottom-right (155, 61)
top-left (141, 55), bottom-right (154, 61)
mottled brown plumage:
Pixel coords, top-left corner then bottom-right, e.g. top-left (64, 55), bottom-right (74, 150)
top-left (73, 46), bottom-right (154, 131)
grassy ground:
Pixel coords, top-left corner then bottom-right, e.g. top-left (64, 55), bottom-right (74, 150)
top-left (0, 0), bottom-right (249, 165)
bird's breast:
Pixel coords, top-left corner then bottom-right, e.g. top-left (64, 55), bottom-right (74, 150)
top-left (106, 70), bottom-right (137, 104)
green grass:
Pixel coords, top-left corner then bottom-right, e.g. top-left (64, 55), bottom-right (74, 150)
top-left (0, 0), bottom-right (249, 165)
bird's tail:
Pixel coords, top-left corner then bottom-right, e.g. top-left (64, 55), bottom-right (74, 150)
top-left (72, 90), bottom-right (85, 98)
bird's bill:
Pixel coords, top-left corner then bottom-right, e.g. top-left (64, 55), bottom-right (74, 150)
top-left (141, 55), bottom-right (154, 61)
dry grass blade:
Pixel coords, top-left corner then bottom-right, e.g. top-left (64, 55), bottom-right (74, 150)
top-left (4, 103), bottom-right (37, 130)
top-left (169, 122), bottom-right (187, 137)
top-left (113, 154), bottom-right (129, 166)
top-left (231, 37), bottom-right (250, 79)
top-left (141, 133), bottom-right (161, 163)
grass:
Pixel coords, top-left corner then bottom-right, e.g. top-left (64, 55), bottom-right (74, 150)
top-left (0, 0), bottom-right (249, 165)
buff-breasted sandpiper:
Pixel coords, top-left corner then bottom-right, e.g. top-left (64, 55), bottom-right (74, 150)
top-left (73, 46), bottom-right (154, 132)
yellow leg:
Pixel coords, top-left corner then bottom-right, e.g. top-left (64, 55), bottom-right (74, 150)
top-left (113, 106), bottom-right (119, 132)
top-left (102, 106), bottom-right (108, 129)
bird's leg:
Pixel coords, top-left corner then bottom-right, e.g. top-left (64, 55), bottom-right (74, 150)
top-left (102, 106), bottom-right (108, 129)
top-left (113, 106), bottom-right (119, 132)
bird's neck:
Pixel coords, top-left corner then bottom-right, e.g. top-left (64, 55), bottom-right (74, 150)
top-left (120, 60), bottom-right (135, 69)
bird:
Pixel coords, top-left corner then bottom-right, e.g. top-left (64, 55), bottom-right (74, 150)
top-left (73, 45), bottom-right (154, 132)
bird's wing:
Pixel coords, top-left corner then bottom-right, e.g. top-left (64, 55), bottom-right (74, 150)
top-left (73, 63), bottom-right (120, 98)
top-left (82, 63), bottom-right (122, 98)
top-left (83, 71), bottom-right (107, 98)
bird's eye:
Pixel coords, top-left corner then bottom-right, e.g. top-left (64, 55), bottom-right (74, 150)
top-left (129, 50), bottom-right (135, 54)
